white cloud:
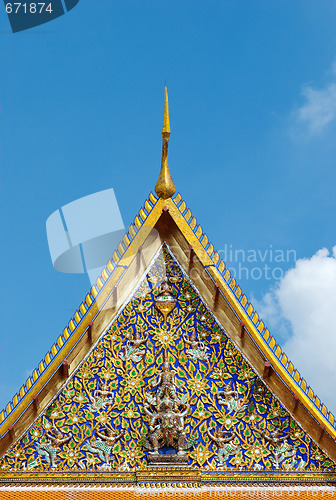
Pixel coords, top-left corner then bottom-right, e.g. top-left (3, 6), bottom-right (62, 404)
top-left (293, 60), bottom-right (336, 136)
top-left (254, 247), bottom-right (336, 413)
top-left (297, 84), bottom-right (336, 135)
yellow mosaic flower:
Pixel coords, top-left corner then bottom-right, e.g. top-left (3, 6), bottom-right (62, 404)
top-left (190, 443), bottom-right (213, 466)
top-left (210, 366), bottom-right (232, 381)
top-left (96, 411), bottom-right (110, 426)
top-left (7, 444), bottom-right (26, 467)
top-left (267, 400), bottom-right (287, 420)
top-left (230, 450), bottom-right (246, 467)
top-left (105, 325), bottom-right (123, 343)
top-left (30, 423), bottom-right (43, 440)
top-left (245, 441), bottom-right (269, 463)
top-left (120, 439), bottom-right (144, 467)
top-left (217, 416), bottom-right (239, 430)
top-left (77, 366), bottom-right (94, 380)
top-left (237, 362), bottom-right (254, 381)
top-left (134, 298), bottom-right (152, 314)
top-left (291, 426), bottom-right (305, 442)
top-left (210, 331), bottom-right (223, 344)
top-left (152, 328), bottom-right (177, 348)
top-left (64, 406), bottom-right (86, 427)
top-left (224, 342), bottom-right (239, 358)
top-left (122, 370), bottom-right (145, 395)
top-left (187, 372), bottom-right (209, 396)
top-left (85, 452), bottom-right (101, 468)
top-left (181, 300), bottom-right (196, 315)
top-left (194, 401), bottom-right (212, 421)
top-left (94, 347), bottom-right (105, 363)
top-left (99, 367), bottom-right (116, 381)
top-left (47, 402), bottom-right (65, 421)
top-left (73, 392), bottom-right (89, 406)
top-left (59, 441), bottom-right (84, 468)
top-left (242, 412), bottom-right (263, 426)
top-left (122, 401), bottom-right (140, 420)
top-left (310, 443), bottom-right (325, 463)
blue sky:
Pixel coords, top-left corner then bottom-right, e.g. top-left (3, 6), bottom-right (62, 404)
top-left (1, 1), bottom-right (336, 414)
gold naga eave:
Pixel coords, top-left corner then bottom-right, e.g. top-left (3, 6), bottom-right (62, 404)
top-left (0, 88), bottom-right (335, 489)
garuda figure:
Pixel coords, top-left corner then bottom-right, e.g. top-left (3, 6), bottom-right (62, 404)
top-left (208, 427), bottom-right (240, 465)
top-left (143, 359), bottom-right (192, 456)
top-left (183, 330), bottom-right (209, 361)
top-left (86, 424), bottom-right (124, 465)
top-left (88, 379), bottom-right (114, 411)
top-left (144, 400), bottom-right (189, 455)
top-left (36, 428), bottom-right (72, 468)
top-left (217, 382), bottom-right (247, 414)
top-left (120, 328), bottom-right (148, 362)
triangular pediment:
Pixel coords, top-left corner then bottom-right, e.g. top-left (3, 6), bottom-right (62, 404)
top-left (0, 246), bottom-right (334, 480)
top-left (2, 84), bottom-right (335, 493)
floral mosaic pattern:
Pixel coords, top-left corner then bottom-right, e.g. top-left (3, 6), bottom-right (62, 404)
top-left (0, 247), bottom-right (334, 472)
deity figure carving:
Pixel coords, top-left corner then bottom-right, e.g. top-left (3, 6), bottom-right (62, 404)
top-left (86, 424), bottom-right (124, 464)
top-left (143, 359), bottom-right (192, 457)
top-left (261, 428), bottom-right (298, 469)
top-left (217, 382), bottom-right (247, 414)
top-left (183, 330), bottom-right (209, 361)
top-left (148, 358), bottom-right (185, 407)
top-left (261, 427), bottom-right (290, 447)
top-left (208, 427), bottom-right (240, 465)
top-left (154, 278), bottom-right (177, 319)
top-left (120, 327), bottom-right (148, 362)
top-left (36, 428), bottom-right (72, 468)
top-left (88, 379), bottom-right (114, 411)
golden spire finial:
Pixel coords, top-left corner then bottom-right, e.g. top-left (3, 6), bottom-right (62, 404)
top-left (155, 86), bottom-right (176, 200)
top-left (162, 86), bottom-right (170, 136)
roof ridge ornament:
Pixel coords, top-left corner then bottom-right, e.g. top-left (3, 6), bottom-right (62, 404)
top-left (155, 86), bottom-right (176, 200)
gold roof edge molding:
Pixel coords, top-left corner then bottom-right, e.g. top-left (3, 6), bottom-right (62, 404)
top-left (0, 192), bottom-right (163, 435)
top-left (166, 194), bottom-right (336, 440)
top-left (0, 470), bottom-right (335, 485)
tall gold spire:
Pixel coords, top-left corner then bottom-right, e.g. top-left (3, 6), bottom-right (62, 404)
top-left (162, 86), bottom-right (170, 136)
top-left (155, 87), bottom-right (176, 199)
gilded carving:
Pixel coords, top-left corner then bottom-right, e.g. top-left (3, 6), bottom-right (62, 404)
top-left (217, 382), bottom-right (247, 414)
top-left (88, 379), bottom-right (114, 411)
top-left (85, 424), bottom-right (124, 465)
top-left (120, 326), bottom-right (148, 362)
top-left (142, 359), bottom-right (192, 459)
top-left (154, 278), bottom-right (177, 319)
top-left (183, 330), bottom-right (209, 361)
top-left (208, 426), bottom-right (240, 465)
top-left (143, 401), bottom-right (190, 456)
top-left (36, 428), bottom-right (72, 468)
top-left (0, 247), bottom-right (334, 473)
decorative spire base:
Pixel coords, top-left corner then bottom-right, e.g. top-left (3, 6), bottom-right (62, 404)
top-left (155, 87), bottom-right (176, 200)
